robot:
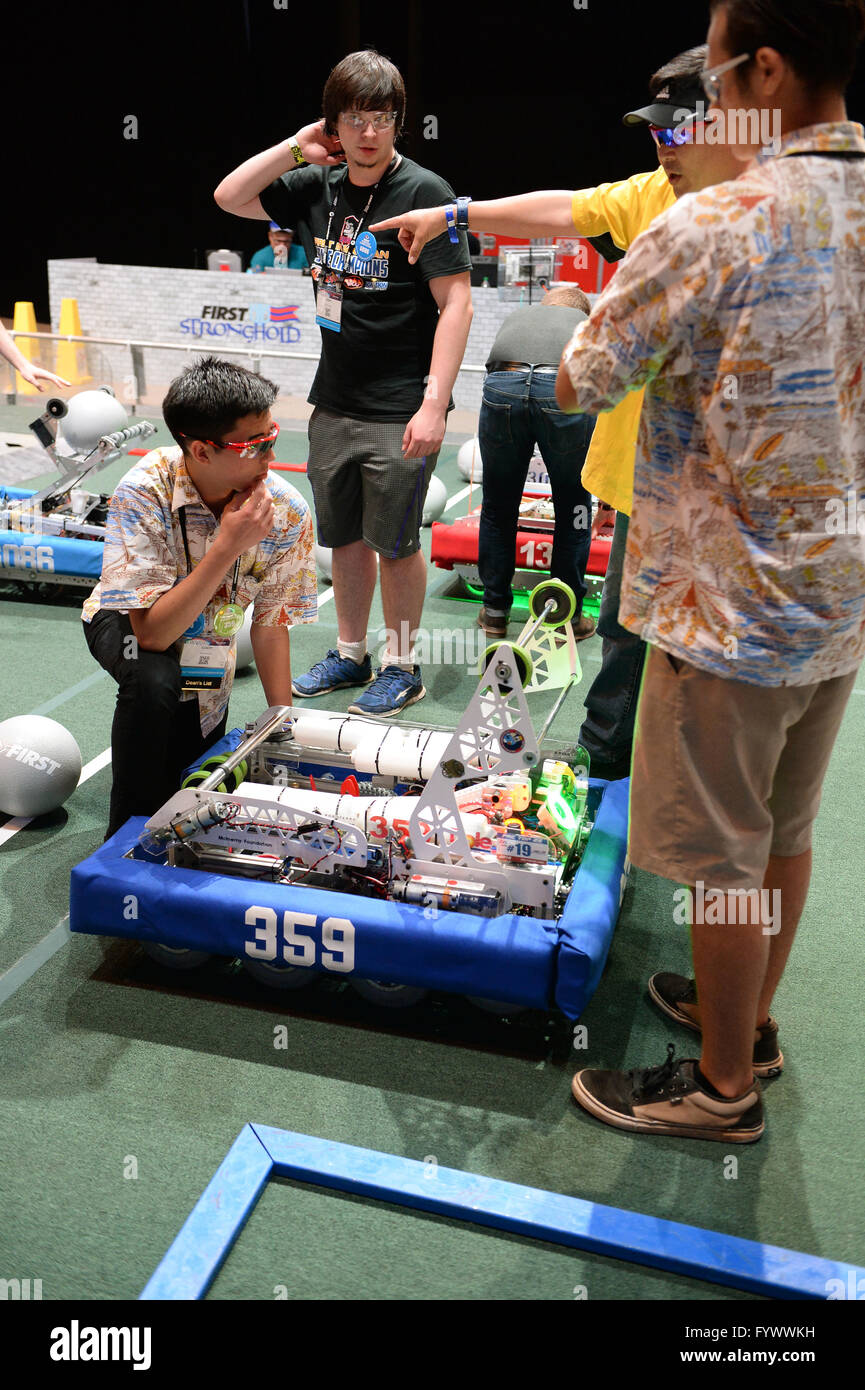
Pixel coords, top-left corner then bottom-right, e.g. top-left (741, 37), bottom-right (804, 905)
top-left (70, 582), bottom-right (630, 1016)
top-left (0, 389), bottom-right (155, 588)
top-left (431, 450), bottom-right (614, 621)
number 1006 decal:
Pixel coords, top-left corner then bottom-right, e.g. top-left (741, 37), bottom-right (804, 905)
top-left (244, 907), bottom-right (356, 973)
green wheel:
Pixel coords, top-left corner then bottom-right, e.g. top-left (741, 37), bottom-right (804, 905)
top-left (181, 769), bottom-right (227, 792)
top-left (528, 578), bottom-right (576, 627)
top-left (183, 755), bottom-right (248, 793)
top-left (481, 641), bottom-right (534, 688)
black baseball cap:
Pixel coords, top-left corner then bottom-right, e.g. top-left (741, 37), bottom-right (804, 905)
top-left (623, 72), bottom-right (706, 129)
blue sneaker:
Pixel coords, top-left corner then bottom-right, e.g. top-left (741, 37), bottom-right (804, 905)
top-left (348, 665), bottom-right (426, 717)
top-left (292, 649), bottom-right (373, 698)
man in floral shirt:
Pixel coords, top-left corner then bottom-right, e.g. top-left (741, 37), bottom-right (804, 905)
top-left (559, 0), bottom-right (865, 1142)
top-left (83, 356), bottom-right (316, 838)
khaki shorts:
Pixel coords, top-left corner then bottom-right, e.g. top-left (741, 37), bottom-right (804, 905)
top-left (628, 646), bottom-right (860, 890)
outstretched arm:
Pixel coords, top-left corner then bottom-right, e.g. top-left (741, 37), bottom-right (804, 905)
top-left (372, 192), bottom-right (576, 265)
top-left (0, 321), bottom-right (69, 391)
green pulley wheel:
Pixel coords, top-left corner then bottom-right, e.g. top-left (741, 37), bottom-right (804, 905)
top-left (481, 641), bottom-right (534, 687)
top-left (186, 754), bottom-right (249, 792)
top-left (528, 578), bottom-right (576, 627)
top-left (181, 768), bottom-right (228, 793)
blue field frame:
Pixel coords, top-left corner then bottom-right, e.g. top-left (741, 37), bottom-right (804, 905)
top-left (140, 1125), bottom-right (865, 1301)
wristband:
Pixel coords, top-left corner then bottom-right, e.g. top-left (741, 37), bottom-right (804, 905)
top-left (289, 138), bottom-right (307, 168)
top-left (455, 196), bottom-right (472, 230)
top-left (444, 204), bottom-right (458, 244)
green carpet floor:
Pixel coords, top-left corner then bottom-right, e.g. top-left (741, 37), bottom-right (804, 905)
top-left (1, 407), bottom-right (864, 1301)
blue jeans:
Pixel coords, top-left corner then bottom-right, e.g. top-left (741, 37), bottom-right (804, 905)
top-left (577, 511), bottom-right (647, 770)
top-left (477, 371), bottom-right (595, 614)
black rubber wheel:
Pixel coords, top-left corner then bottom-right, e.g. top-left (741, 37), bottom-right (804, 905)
top-left (528, 578), bottom-right (576, 627)
top-left (140, 941), bottom-right (212, 969)
top-left (466, 995), bottom-right (530, 1017)
top-left (243, 957), bottom-right (317, 990)
top-left (481, 641), bottom-right (534, 687)
top-left (351, 979), bottom-right (429, 1008)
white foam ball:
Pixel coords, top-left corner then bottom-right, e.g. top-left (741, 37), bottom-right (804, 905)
top-left (235, 606), bottom-right (255, 671)
top-left (314, 544), bottom-right (333, 582)
top-left (0, 715), bottom-right (83, 817)
top-left (422, 474), bottom-right (448, 524)
top-left (58, 388), bottom-right (128, 453)
top-left (457, 436), bottom-right (483, 483)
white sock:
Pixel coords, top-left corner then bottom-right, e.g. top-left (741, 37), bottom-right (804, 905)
top-left (382, 649), bottom-right (416, 672)
top-left (337, 637), bottom-right (367, 665)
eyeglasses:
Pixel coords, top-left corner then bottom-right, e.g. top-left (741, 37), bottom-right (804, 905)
top-left (340, 110), bottom-right (397, 130)
top-left (649, 123), bottom-right (699, 147)
top-left (701, 52), bottom-right (751, 105)
top-left (181, 423), bottom-right (280, 459)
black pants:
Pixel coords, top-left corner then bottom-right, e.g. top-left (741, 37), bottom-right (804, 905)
top-left (84, 611), bottom-right (228, 839)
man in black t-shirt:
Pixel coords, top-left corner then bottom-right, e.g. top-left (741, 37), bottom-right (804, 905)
top-left (215, 49), bottom-right (473, 716)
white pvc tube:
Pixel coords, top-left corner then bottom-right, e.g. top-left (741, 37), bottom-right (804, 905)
top-left (234, 782), bottom-right (488, 844)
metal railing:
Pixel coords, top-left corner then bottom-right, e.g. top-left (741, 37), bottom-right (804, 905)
top-left (4, 329), bottom-right (486, 411)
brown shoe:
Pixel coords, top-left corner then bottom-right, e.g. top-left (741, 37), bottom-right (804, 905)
top-left (648, 972), bottom-right (784, 1078)
top-left (571, 613), bottom-right (597, 642)
top-left (572, 1045), bottom-right (764, 1143)
top-left (477, 608), bottom-right (509, 638)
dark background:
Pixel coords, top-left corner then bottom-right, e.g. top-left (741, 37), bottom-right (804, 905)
top-left (5, 0), bottom-right (865, 322)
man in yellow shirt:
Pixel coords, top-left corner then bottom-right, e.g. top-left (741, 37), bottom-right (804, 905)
top-left (374, 46), bottom-right (741, 777)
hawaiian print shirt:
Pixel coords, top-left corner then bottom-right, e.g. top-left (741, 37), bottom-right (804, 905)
top-left (83, 447), bottom-right (317, 733)
top-left (563, 122), bottom-right (865, 686)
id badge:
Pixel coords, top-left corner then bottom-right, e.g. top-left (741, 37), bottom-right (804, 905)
top-left (316, 280), bottom-right (343, 332)
top-left (180, 637), bottom-right (231, 692)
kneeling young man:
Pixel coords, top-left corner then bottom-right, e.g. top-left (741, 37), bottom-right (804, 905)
top-left (83, 355), bottom-right (316, 839)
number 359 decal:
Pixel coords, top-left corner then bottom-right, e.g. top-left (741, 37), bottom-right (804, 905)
top-left (244, 907), bottom-right (355, 973)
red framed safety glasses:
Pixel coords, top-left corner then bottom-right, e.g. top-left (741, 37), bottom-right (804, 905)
top-left (180, 423), bottom-right (280, 459)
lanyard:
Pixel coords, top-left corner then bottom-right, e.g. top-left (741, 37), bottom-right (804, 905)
top-left (322, 156), bottom-right (398, 269)
top-left (178, 506), bottom-right (240, 604)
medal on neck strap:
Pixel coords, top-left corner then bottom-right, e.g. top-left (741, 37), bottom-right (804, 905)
top-left (213, 557), bottom-right (244, 637)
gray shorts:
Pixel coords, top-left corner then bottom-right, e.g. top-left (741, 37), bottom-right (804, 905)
top-left (307, 406), bottom-right (439, 559)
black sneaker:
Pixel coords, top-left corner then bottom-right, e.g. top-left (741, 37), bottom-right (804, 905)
top-left (648, 972), bottom-right (784, 1078)
top-left (572, 1043), bottom-right (764, 1143)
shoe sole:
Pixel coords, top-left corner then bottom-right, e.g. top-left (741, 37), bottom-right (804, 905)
top-left (347, 685), bottom-right (426, 718)
top-left (647, 979), bottom-right (784, 1078)
top-left (570, 1075), bottom-right (764, 1143)
top-left (291, 673), bottom-right (375, 698)
top-left (572, 626), bottom-right (597, 643)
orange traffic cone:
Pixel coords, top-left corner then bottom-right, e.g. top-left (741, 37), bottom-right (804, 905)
top-left (55, 298), bottom-right (91, 385)
top-left (13, 301), bottom-right (40, 394)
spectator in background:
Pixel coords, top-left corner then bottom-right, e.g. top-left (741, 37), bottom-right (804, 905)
top-left (477, 285), bottom-right (596, 641)
top-left (248, 223), bottom-right (309, 271)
